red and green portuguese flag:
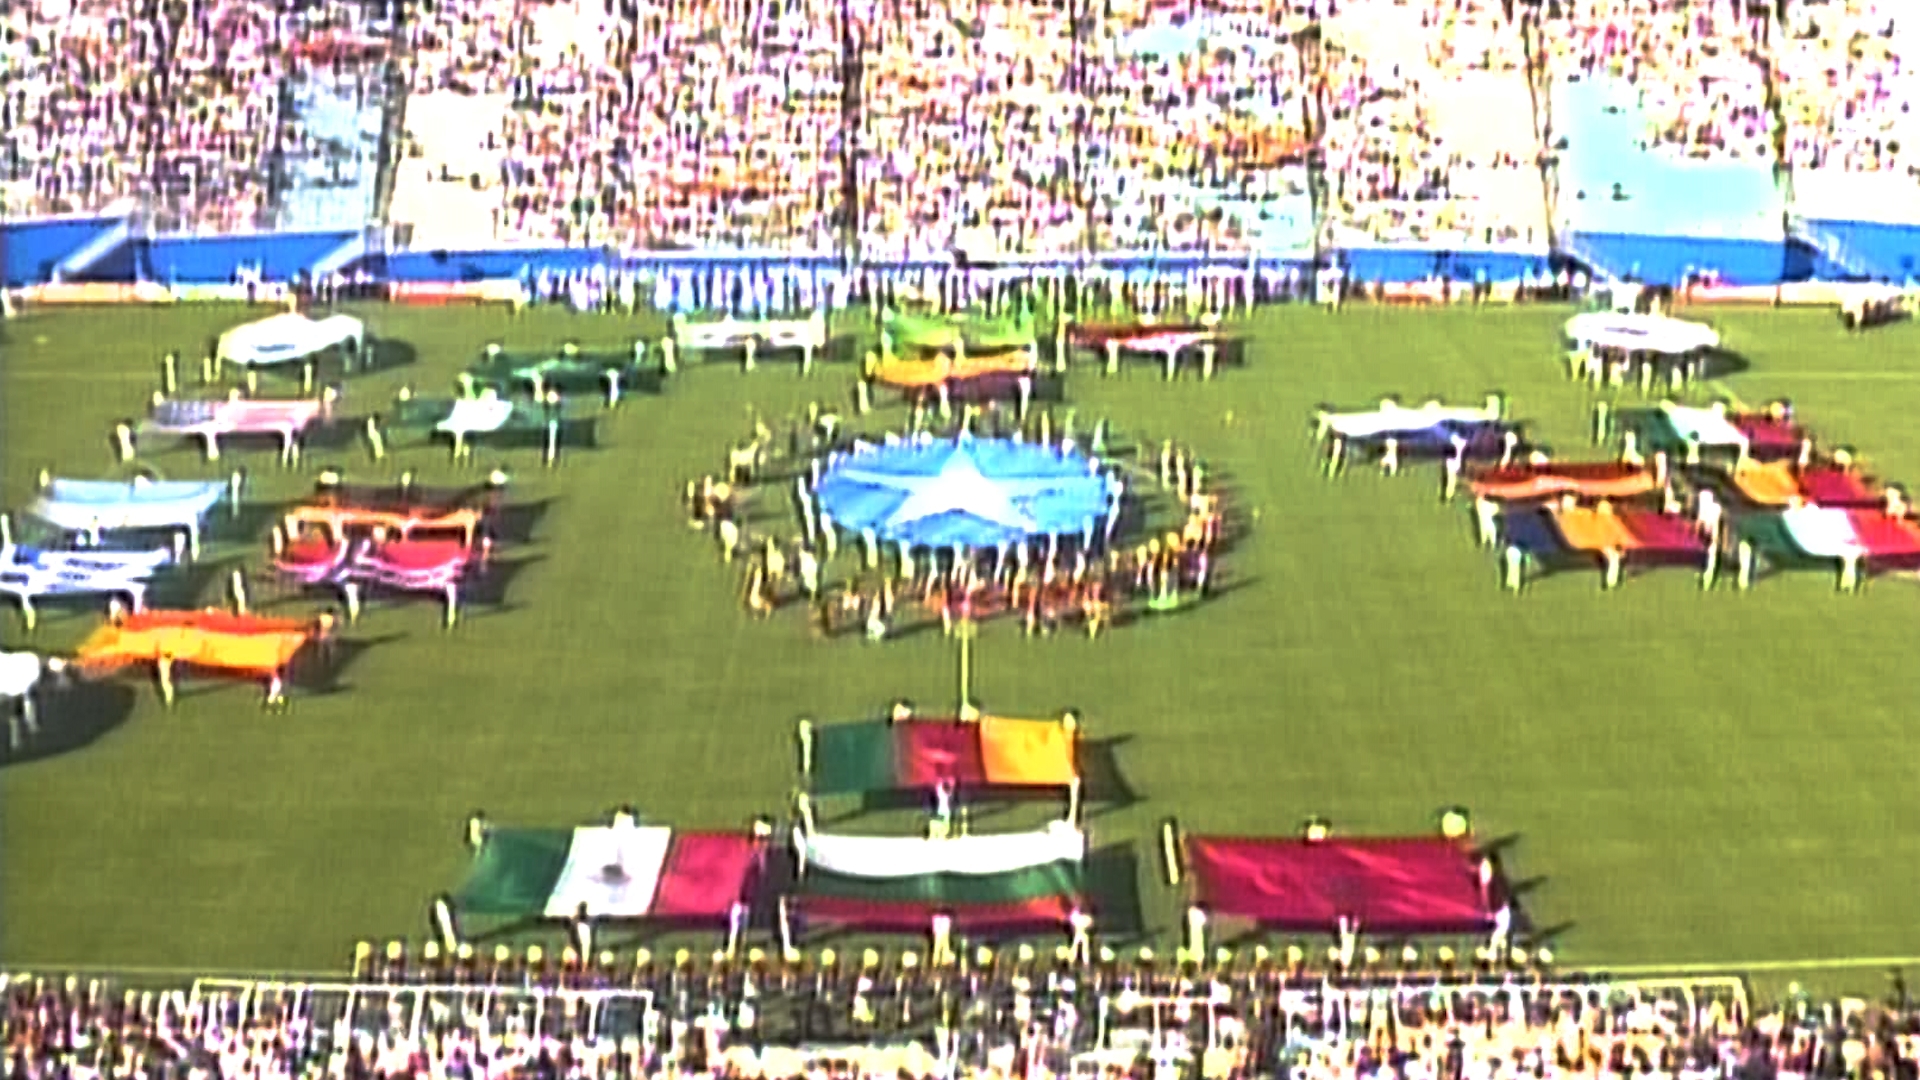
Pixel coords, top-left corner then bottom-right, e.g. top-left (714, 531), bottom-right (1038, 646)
top-left (794, 821), bottom-right (1085, 929)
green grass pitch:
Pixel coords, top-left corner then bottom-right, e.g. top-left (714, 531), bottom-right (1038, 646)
top-left (7, 300), bottom-right (1920, 991)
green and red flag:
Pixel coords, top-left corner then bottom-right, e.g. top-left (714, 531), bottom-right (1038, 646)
top-left (806, 716), bottom-right (1078, 795)
top-left (456, 823), bottom-right (763, 920)
top-left (793, 821), bottom-right (1085, 929)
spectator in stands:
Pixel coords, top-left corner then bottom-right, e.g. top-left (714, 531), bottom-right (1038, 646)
top-left (7, 960), bottom-right (1913, 1080)
top-left (0, 0), bottom-right (389, 231)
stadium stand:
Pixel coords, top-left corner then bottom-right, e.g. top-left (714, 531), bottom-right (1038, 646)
top-left (1542, 0), bottom-right (1790, 285)
top-left (1778, 0), bottom-right (1919, 219)
top-left (0, 0), bottom-right (390, 234)
top-left (1320, 0), bottom-right (1547, 253)
top-left (14, 0), bottom-right (1920, 1061)
top-left (9, 0), bottom-right (1920, 303)
top-left (385, 5), bottom-right (514, 254)
top-left (1777, 1), bottom-right (1920, 283)
top-left (1086, 0), bottom-right (1318, 258)
top-left (13, 964), bottom-right (1899, 1080)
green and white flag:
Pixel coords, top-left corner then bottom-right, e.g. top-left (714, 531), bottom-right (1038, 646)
top-left (437, 398), bottom-right (517, 436)
top-left (456, 824), bottom-right (762, 920)
top-left (794, 821), bottom-right (1085, 928)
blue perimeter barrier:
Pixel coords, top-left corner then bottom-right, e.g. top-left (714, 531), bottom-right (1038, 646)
top-left (8, 217), bottom-right (1920, 298)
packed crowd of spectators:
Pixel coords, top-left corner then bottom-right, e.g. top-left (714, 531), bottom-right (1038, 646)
top-left (0, 0), bottom-right (391, 231)
top-left (1535, 0), bottom-right (1777, 165)
top-left (388, 0), bottom-right (1920, 257)
top-left (1316, 0), bottom-right (1546, 249)
top-left (2, 0), bottom-right (173, 221)
top-left (397, 0), bottom-right (1325, 256)
top-left (1776, 0), bottom-right (1918, 181)
top-left (1078, 0), bottom-right (1315, 256)
top-left (11, 963), bottom-right (1920, 1080)
top-left (9, 0), bottom-right (1920, 256)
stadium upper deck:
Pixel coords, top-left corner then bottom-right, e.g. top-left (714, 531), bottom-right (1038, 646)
top-left (5, 0), bottom-right (1920, 268)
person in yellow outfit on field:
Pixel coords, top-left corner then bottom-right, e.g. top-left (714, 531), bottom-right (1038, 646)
top-left (1182, 510), bottom-right (1207, 550)
top-left (744, 561), bottom-right (768, 617)
top-left (765, 537), bottom-right (788, 591)
top-left (1083, 582), bottom-right (1110, 638)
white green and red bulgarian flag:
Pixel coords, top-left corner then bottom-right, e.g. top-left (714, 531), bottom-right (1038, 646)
top-left (455, 823), bottom-right (763, 920)
top-left (793, 821), bottom-right (1085, 929)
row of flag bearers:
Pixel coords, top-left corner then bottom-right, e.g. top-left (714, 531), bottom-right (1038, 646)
top-left (1330, 391), bottom-right (1916, 593)
top-left (688, 405), bottom-right (1222, 638)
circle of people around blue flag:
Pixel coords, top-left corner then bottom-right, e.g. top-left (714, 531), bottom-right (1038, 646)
top-left (813, 434), bottom-right (1125, 551)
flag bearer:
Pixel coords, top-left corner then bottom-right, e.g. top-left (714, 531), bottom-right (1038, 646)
top-left (156, 649), bottom-right (178, 708)
top-left (1695, 489), bottom-right (1722, 542)
top-left (1475, 498), bottom-right (1500, 547)
top-left (1083, 582), bottom-right (1109, 637)
top-left (798, 546), bottom-right (821, 601)
top-left (747, 560), bottom-right (772, 618)
top-left (765, 537), bottom-right (788, 590)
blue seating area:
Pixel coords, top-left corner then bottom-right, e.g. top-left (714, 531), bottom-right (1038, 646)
top-left (1562, 232), bottom-right (1796, 287)
top-left (1338, 248), bottom-right (1551, 286)
top-left (142, 231), bottom-right (361, 284)
top-left (1, 217), bottom-right (121, 288)
top-left (1797, 219), bottom-right (1920, 283)
top-left (378, 248), bottom-right (645, 283)
top-left (1553, 76), bottom-right (1785, 241)
top-left (1551, 75), bottom-right (1801, 284)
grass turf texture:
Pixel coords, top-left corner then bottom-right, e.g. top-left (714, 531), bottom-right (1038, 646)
top-left (7, 301), bottom-right (1920, 991)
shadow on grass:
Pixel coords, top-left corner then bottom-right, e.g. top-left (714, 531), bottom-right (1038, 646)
top-left (300, 418), bottom-right (373, 455)
top-left (472, 417), bottom-right (601, 453)
top-left (460, 554), bottom-right (546, 608)
top-left (363, 338), bottom-right (419, 376)
top-left (1478, 833), bottom-right (1522, 861)
top-left (1506, 875), bottom-right (1547, 902)
top-left (1527, 920), bottom-right (1575, 949)
top-left (1080, 736), bottom-right (1143, 815)
top-left (885, 373), bottom-right (1069, 410)
top-left (292, 632), bottom-right (406, 697)
top-left (1698, 348), bottom-right (1751, 381)
top-left (886, 618), bottom-right (945, 642)
top-left (148, 554), bottom-right (247, 610)
top-left (225, 498), bottom-right (301, 544)
top-left (492, 497), bottom-right (557, 547)
top-left (1, 680), bottom-right (139, 767)
top-left (1082, 843), bottom-right (1147, 940)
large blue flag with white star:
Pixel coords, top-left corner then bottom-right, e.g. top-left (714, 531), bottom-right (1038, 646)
top-left (813, 435), bottom-right (1122, 550)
